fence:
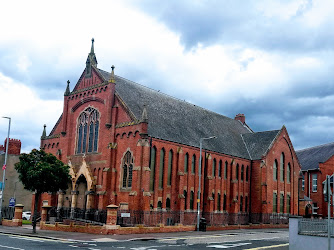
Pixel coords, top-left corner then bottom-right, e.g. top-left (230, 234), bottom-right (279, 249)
top-left (1, 206), bottom-right (14, 220)
top-left (45, 207), bottom-right (290, 227)
top-left (298, 218), bottom-right (334, 236)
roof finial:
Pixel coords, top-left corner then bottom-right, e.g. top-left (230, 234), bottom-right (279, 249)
top-left (64, 80), bottom-right (70, 96)
top-left (91, 38), bottom-right (95, 54)
top-left (109, 65), bottom-right (115, 83)
top-left (41, 124), bottom-right (47, 138)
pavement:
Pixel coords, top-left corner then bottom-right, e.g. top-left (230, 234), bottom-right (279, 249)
top-left (0, 224), bottom-right (221, 242)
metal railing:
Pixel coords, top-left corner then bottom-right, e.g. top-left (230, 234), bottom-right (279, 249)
top-left (1, 206), bottom-right (14, 220)
top-left (299, 218), bottom-right (334, 236)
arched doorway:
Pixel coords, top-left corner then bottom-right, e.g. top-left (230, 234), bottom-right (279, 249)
top-left (76, 174), bottom-right (88, 211)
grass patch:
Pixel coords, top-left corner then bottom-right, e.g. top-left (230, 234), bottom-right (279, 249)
top-left (22, 220), bottom-right (32, 225)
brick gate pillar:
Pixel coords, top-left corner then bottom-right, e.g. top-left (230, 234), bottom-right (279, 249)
top-left (13, 204), bottom-right (24, 226)
top-left (41, 205), bottom-right (52, 222)
top-left (106, 204), bottom-right (119, 229)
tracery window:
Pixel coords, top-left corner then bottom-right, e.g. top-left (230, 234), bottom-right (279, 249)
top-left (76, 107), bottom-right (99, 154)
top-left (122, 151), bottom-right (133, 189)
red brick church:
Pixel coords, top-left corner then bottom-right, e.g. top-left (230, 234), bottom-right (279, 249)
top-left (39, 39), bottom-right (300, 227)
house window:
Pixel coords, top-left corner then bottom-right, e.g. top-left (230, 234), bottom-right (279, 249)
top-left (312, 174), bottom-right (317, 192)
top-left (167, 150), bottom-right (173, 186)
top-left (76, 107), bottom-right (99, 154)
top-left (191, 155), bottom-right (196, 174)
top-left (122, 151), bottom-right (133, 189)
top-left (184, 153), bottom-right (189, 173)
top-left (273, 160), bottom-right (278, 181)
top-left (224, 161), bottom-right (228, 179)
top-left (287, 163), bottom-right (291, 183)
top-left (280, 193), bottom-right (284, 213)
top-left (212, 159), bottom-right (216, 177)
top-left (280, 153), bottom-right (285, 182)
top-left (302, 175), bottom-right (305, 191)
top-left (273, 193), bottom-right (277, 213)
top-left (159, 149), bottom-right (165, 189)
top-left (149, 146), bottom-right (156, 192)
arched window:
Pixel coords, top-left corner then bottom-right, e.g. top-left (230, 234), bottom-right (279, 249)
top-left (287, 194), bottom-right (291, 214)
top-left (184, 153), bottom-right (189, 173)
top-left (219, 160), bottom-right (222, 177)
top-left (223, 194), bottom-right (227, 211)
top-left (280, 153), bottom-right (285, 182)
top-left (273, 160), bottom-right (278, 181)
top-left (246, 166), bottom-right (249, 181)
top-left (280, 193), bottom-right (284, 213)
top-left (287, 163), bottom-right (291, 183)
top-left (184, 190), bottom-right (187, 210)
top-left (166, 198), bottom-right (171, 210)
top-left (240, 196), bottom-right (243, 212)
top-left (224, 161), bottom-right (228, 179)
top-left (157, 201), bottom-right (162, 209)
top-left (167, 150), bottom-right (173, 185)
top-left (236, 164), bottom-right (239, 180)
top-left (190, 191), bottom-right (194, 210)
top-left (122, 151), bottom-right (133, 189)
top-left (149, 146), bottom-right (156, 191)
top-left (241, 165), bottom-right (244, 181)
top-left (273, 193), bottom-right (277, 213)
top-left (217, 193), bottom-right (221, 211)
top-left (76, 107), bottom-right (100, 154)
top-left (245, 196), bottom-right (248, 212)
top-left (159, 149), bottom-right (165, 189)
top-left (212, 159), bottom-right (216, 177)
top-left (191, 155), bottom-right (196, 174)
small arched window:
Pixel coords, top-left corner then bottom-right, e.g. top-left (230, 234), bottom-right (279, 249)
top-left (217, 193), bottom-right (221, 211)
top-left (76, 107), bottom-right (99, 154)
top-left (246, 166), bottom-right (249, 181)
top-left (241, 165), bottom-right (244, 181)
top-left (212, 159), bottom-right (216, 177)
top-left (157, 201), bottom-right (162, 210)
top-left (184, 153), bottom-right (189, 173)
top-left (190, 191), bottom-right (194, 210)
top-left (122, 151), bottom-right (133, 189)
top-left (223, 194), bottom-right (227, 211)
top-left (236, 164), bottom-right (239, 180)
top-left (167, 150), bottom-right (173, 185)
top-left (219, 160), bottom-right (222, 177)
top-left (240, 196), bottom-right (243, 212)
top-left (166, 198), bottom-right (171, 210)
top-left (184, 190), bottom-right (187, 210)
top-left (245, 196), bottom-right (248, 212)
top-left (149, 146), bottom-right (156, 192)
top-left (273, 160), bottom-right (278, 181)
top-left (280, 153), bottom-right (285, 182)
top-left (287, 163), bottom-right (291, 183)
top-left (159, 149), bottom-right (165, 189)
top-left (224, 161), bottom-right (228, 179)
top-left (191, 155), bottom-right (196, 174)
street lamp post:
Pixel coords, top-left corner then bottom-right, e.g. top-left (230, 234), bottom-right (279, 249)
top-left (0, 117), bottom-right (11, 224)
top-left (197, 136), bottom-right (216, 231)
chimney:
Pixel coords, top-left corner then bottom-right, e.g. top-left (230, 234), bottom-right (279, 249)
top-left (235, 113), bottom-right (245, 124)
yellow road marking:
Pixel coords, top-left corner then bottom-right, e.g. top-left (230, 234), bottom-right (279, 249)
top-left (245, 243), bottom-right (289, 249)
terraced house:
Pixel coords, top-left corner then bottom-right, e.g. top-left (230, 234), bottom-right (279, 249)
top-left (38, 39), bottom-right (300, 228)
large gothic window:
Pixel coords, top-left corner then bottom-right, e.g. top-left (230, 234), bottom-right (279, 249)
top-left (122, 151), bottom-right (133, 189)
top-left (76, 107), bottom-right (100, 154)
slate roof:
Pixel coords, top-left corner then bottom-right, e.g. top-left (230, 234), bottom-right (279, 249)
top-left (296, 142), bottom-right (334, 171)
top-left (98, 68), bottom-right (281, 160)
top-left (242, 130), bottom-right (281, 160)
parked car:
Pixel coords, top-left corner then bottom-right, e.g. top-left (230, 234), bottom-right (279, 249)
top-left (22, 211), bottom-right (31, 220)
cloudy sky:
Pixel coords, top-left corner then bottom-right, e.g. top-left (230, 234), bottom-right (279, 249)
top-left (1, 0), bottom-right (334, 153)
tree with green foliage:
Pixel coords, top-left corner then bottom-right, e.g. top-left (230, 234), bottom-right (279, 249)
top-left (15, 149), bottom-right (71, 233)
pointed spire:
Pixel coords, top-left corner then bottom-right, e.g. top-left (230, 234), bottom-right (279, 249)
top-left (64, 80), bottom-right (70, 96)
top-left (41, 124), bottom-right (46, 138)
top-left (86, 38), bottom-right (97, 77)
top-left (141, 105), bottom-right (148, 123)
top-left (109, 65), bottom-right (115, 83)
top-left (91, 38), bottom-right (95, 54)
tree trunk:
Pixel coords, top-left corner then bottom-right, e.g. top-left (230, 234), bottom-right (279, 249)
top-left (32, 191), bottom-right (40, 234)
